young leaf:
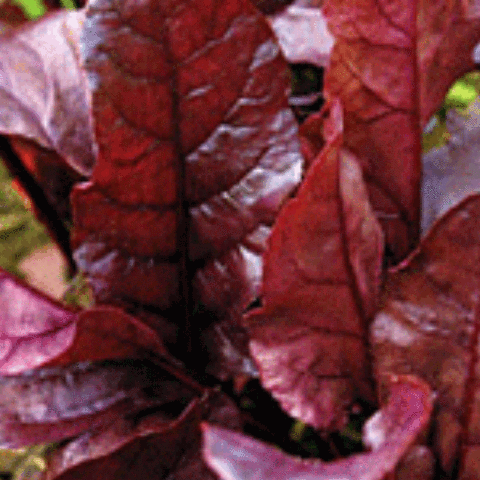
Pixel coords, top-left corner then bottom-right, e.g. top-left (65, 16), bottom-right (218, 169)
top-left (0, 10), bottom-right (95, 177)
top-left (202, 375), bottom-right (433, 480)
top-left (244, 100), bottom-right (384, 430)
top-left (371, 193), bottom-right (480, 477)
top-left (72, 0), bottom-right (303, 328)
top-left (323, 0), bottom-right (480, 261)
top-left (0, 269), bottom-right (166, 375)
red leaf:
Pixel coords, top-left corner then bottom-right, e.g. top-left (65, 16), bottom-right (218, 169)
top-left (0, 269), bottom-right (166, 375)
top-left (323, 0), bottom-right (480, 261)
top-left (72, 0), bottom-right (303, 327)
top-left (0, 10), bottom-right (95, 177)
top-left (0, 359), bottom-right (197, 447)
top-left (202, 375), bottom-right (433, 480)
top-left (9, 137), bottom-right (84, 228)
top-left (244, 100), bottom-right (384, 430)
top-left (370, 193), bottom-right (480, 476)
top-left (46, 391), bottom-right (242, 480)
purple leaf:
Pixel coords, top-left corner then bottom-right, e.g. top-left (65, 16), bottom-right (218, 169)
top-left (0, 10), bottom-right (95, 177)
top-left (0, 359), bottom-right (198, 447)
top-left (45, 391), bottom-right (242, 480)
top-left (267, 1), bottom-right (333, 67)
top-left (422, 98), bottom-right (480, 233)
top-left (0, 269), bottom-right (166, 375)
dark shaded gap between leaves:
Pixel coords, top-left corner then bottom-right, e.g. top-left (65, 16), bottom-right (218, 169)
top-left (0, 136), bottom-right (75, 274)
top-left (252, 0), bottom-right (295, 15)
top-left (220, 377), bottom-right (370, 461)
top-left (289, 64), bottom-right (325, 123)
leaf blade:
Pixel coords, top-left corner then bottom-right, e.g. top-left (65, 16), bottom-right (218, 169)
top-left (202, 375), bottom-right (433, 480)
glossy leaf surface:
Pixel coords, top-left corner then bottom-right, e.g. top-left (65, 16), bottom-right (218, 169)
top-left (267, 1), bottom-right (333, 67)
top-left (371, 194), bottom-right (480, 477)
top-left (244, 101), bottom-right (384, 430)
top-left (323, 0), bottom-right (480, 260)
top-left (46, 392), bottom-right (241, 480)
top-left (72, 0), bottom-right (303, 327)
top-left (203, 375), bottom-right (433, 480)
top-left (0, 359), bottom-right (197, 447)
top-left (0, 10), bottom-right (95, 177)
top-left (0, 269), bottom-right (165, 375)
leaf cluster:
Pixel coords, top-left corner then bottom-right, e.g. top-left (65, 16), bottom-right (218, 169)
top-left (0, 0), bottom-right (480, 479)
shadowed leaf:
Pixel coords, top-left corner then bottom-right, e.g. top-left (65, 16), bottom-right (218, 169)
top-left (46, 392), bottom-right (241, 480)
top-left (371, 193), bottom-right (480, 477)
top-left (0, 359), bottom-right (197, 447)
top-left (202, 375), bottom-right (433, 480)
top-left (244, 100), bottom-right (384, 430)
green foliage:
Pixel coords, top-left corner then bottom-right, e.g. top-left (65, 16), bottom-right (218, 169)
top-left (0, 160), bottom-right (49, 278)
top-left (11, 0), bottom-right (76, 21)
top-left (11, 0), bottom-right (45, 19)
top-left (423, 72), bottom-right (480, 153)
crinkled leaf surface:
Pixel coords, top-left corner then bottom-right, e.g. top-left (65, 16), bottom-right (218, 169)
top-left (72, 0), bottom-right (303, 328)
top-left (371, 194), bottom-right (480, 478)
top-left (244, 101), bottom-right (384, 430)
top-left (0, 359), bottom-right (198, 448)
top-left (202, 375), bottom-right (432, 480)
top-left (0, 9), bottom-right (95, 177)
top-left (422, 98), bottom-right (480, 233)
top-left (323, 0), bottom-right (480, 261)
top-left (46, 391), bottom-right (241, 480)
top-left (0, 269), bottom-right (165, 375)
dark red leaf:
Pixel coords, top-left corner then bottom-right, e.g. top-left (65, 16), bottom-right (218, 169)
top-left (370, 193), bottom-right (480, 477)
top-left (202, 375), bottom-right (433, 480)
top-left (72, 0), bottom-right (303, 329)
top-left (0, 269), bottom-right (166, 375)
top-left (0, 359), bottom-right (197, 447)
top-left (0, 10), bottom-right (95, 177)
top-left (0, 1), bottom-right (27, 32)
top-left (45, 391), bottom-right (242, 480)
top-left (8, 136), bottom-right (84, 228)
top-left (244, 100), bottom-right (383, 430)
top-left (323, 0), bottom-right (480, 261)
